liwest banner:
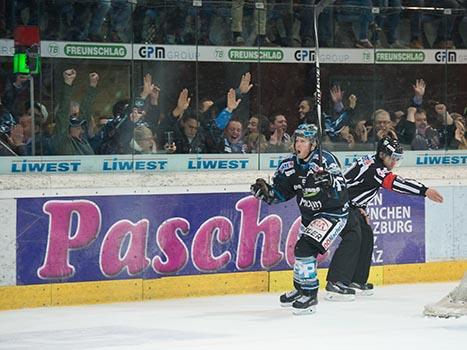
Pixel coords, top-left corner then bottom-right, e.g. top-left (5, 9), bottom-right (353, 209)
top-left (2, 151), bottom-right (467, 175)
top-left (16, 190), bottom-right (424, 285)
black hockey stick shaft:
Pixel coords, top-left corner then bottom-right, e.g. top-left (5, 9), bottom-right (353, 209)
top-left (313, 1), bottom-right (323, 168)
top-left (311, 1), bottom-right (337, 168)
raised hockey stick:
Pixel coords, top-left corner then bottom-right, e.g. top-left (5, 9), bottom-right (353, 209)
top-left (312, 0), bottom-right (335, 168)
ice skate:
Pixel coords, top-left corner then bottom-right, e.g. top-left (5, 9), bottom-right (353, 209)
top-left (292, 294), bottom-right (318, 315)
top-left (279, 289), bottom-right (301, 307)
top-left (423, 295), bottom-right (466, 318)
top-left (325, 281), bottom-right (356, 301)
top-left (348, 282), bottom-right (374, 296)
top-left (424, 273), bottom-right (467, 318)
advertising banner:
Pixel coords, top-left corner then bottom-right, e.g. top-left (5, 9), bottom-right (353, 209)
top-left (1, 150), bottom-right (466, 175)
top-left (17, 190), bottom-right (425, 285)
top-left (1, 39), bottom-right (467, 64)
top-left (367, 189), bottom-right (425, 265)
top-left (45, 41), bottom-right (131, 60)
top-left (1, 154), bottom-right (258, 174)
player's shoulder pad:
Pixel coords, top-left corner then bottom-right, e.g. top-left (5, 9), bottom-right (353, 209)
top-left (322, 150), bottom-right (340, 166)
top-left (276, 155), bottom-right (296, 175)
top-left (322, 150), bottom-right (343, 175)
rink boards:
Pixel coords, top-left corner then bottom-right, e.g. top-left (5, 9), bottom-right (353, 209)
top-left (0, 167), bottom-right (467, 310)
top-left (2, 262), bottom-right (467, 311)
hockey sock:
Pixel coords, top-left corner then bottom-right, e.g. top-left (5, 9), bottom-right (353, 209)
top-left (293, 256), bottom-right (319, 296)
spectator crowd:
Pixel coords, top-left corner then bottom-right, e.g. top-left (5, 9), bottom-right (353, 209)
top-left (1, 0), bottom-right (466, 49)
top-left (1, 69), bottom-right (466, 156)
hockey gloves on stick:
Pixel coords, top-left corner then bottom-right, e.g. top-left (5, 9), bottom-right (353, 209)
top-left (251, 178), bottom-right (275, 204)
top-left (313, 170), bottom-right (333, 191)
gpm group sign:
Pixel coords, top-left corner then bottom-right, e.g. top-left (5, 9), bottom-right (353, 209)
top-left (138, 45), bottom-right (165, 59)
top-left (293, 49), bottom-right (350, 63)
top-left (16, 191), bottom-right (425, 285)
top-left (434, 51), bottom-right (457, 62)
top-left (137, 45), bottom-right (200, 61)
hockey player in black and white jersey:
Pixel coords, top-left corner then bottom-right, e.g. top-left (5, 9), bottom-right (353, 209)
top-left (250, 124), bottom-right (349, 315)
top-left (325, 136), bottom-right (444, 301)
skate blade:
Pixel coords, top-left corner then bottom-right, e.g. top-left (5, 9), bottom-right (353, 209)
top-left (325, 292), bottom-right (356, 302)
top-left (423, 309), bottom-right (462, 319)
top-left (423, 312), bottom-right (461, 319)
top-left (355, 290), bottom-right (374, 296)
top-left (292, 305), bottom-right (317, 315)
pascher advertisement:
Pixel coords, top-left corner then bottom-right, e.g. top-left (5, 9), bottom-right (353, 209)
top-left (16, 190), bottom-right (425, 284)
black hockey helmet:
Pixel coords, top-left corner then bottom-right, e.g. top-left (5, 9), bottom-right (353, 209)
top-left (377, 136), bottom-right (404, 161)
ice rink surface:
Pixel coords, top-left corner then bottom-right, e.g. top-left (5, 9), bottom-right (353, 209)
top-left (0, 282), bottom-right (466, 350)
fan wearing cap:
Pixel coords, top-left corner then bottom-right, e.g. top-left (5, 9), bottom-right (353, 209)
top-left (50, 69), bottom-right (98, 155)
top-left (250, 124), bottom-right (349, 315)
top-left (325, 136), bottom-right (444, 301)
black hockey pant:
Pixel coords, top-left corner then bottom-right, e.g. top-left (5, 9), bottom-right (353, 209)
top-left (326, 206), bottom-right (374, 285)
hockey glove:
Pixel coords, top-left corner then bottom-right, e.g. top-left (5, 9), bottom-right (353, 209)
top-left (250, 178), bottom-right (275, 204)
top-left (313, 170), bottom-right (333, 191)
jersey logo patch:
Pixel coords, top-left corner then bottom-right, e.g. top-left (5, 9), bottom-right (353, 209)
top-left (299, 198), bottom-right (322, 210)
top-left (303, 187), bottom-right (321, 197)
top-left (278, 160), bottom-right (294, 174)
top-left (303, 218), bottom-right (332, 241)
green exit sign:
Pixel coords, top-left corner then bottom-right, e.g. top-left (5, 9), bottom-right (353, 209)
top-left (13, 53), bottom-right (41, 74)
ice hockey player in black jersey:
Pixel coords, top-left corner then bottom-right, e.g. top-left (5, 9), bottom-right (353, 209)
top-left (325, 136), bottom-right (444, 301)
top-left (250, 124), bottom-right (349, 315)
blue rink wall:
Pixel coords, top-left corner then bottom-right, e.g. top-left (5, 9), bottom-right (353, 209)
top-left (0, 165), bottom-right (466, 310)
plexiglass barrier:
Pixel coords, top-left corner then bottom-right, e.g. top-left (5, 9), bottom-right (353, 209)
top-left (0, 0), bottom-right (466, 173)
